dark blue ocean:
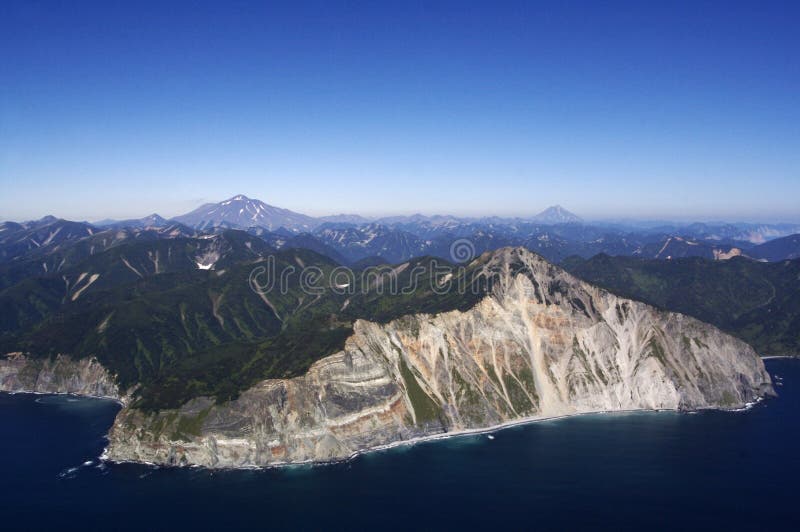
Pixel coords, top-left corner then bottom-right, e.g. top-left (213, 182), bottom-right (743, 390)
top-left (1, 359), bottom-right (797, 531)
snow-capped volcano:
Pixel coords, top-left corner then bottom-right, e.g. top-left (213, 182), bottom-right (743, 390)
top-left (172, 195), bottom-right (317, 231)
top-left (531, 205), bottom-right (583, 224)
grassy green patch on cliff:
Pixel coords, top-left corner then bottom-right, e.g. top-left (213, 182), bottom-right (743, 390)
top-left (172, 407), bottom-right (212, 441)
top-left (397, 354), bottom-right (442, 425)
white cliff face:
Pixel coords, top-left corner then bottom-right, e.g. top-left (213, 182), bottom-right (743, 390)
top-left (107, 248), bottom-right (773, 468)
top-left (0, 353), bottom-right (121, 400)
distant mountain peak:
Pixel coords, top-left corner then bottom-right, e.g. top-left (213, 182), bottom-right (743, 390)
top-left (143, 213), bottom-right (166, 223)
top-left (222, 194), bottom-right (252, 203)
top-left (93, 213), bottom-right (168, 229)
top-left (173, 195), bottom-right (317, 231)
top-left (532, 205), bottom-right (582, 224)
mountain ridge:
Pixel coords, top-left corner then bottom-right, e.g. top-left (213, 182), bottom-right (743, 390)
top-left (0, 244), bottom-right (777, 468)
top-left (164, 195), bottom-right (591, 232)
top-left (102, 246), bottom-right (773, 467)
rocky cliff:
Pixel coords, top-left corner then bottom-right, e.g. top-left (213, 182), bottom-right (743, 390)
top-left (0, 353), bottom-right (121, 400)
top-left (106, 248), bottom-right (774, 467)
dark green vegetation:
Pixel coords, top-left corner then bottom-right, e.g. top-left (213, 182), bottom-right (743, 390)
top-left (4, 213), bottom-right (798, 412)
top-left (397, 354), bottom-right (442, 424)
top-left (563, 254), bottom-right (800, 356)
top-left (0, 227), bottom-right (496, 410)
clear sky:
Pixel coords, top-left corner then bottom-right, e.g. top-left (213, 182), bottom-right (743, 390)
top-left (1, 0), bottom-right (798, 222)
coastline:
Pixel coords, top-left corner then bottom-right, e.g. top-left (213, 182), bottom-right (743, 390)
top-left (0, 389), bottom-right (125, 406)
top-left (1, 353), bottom-right (794, 531)
top-left (7, 358), bottom-right (787, 472)
top-left (0, 390), bottom-right (770, 471)
top-left (102, 399), bottom-right (768, 471)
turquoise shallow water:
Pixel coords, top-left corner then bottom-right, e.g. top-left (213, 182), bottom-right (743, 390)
top-left (1, 359), bottom-right (797, 531)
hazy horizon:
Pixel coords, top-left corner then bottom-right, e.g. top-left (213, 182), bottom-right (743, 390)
top-left (2, 193), bottom-right (799, 226)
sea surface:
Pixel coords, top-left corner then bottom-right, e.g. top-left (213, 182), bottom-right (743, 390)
top-left (1, 359), bottom-right (797, 531)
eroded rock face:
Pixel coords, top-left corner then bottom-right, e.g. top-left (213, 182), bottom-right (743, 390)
top-left (0, 353), bottom-right (121, 400)
top-left (106, 248), bottom-right (774, 468)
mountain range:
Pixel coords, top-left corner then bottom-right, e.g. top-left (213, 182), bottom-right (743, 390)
top-left (97, 195), bottom-right (588, 232)
top-left (5, 195), bottom-right (799, 268)
top-left (0, 244), bottom-right (775, 467)
top-left (0, 194), bottom-right (792, 468)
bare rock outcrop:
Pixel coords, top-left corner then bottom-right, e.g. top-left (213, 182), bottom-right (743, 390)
top-left (106, 248), bottom-right (773, 467)
top-left (0, 353), bottom-right (121, 400)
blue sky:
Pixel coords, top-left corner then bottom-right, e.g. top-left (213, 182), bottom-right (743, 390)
top-left (1, 1), bottom-right (798, 222)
